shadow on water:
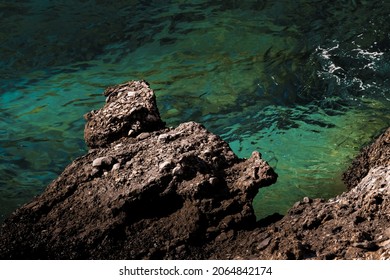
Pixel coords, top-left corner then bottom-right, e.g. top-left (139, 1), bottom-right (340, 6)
top-left (0, 0), bottom-right (389, 221)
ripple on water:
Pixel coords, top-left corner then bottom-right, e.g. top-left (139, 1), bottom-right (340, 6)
top-left (0, 0), bottom-right (389, 221)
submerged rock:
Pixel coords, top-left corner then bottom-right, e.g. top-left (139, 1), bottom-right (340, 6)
top-left (0, 81), bottom-right (277, 259)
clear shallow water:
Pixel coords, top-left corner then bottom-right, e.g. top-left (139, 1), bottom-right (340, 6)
top-left (1, 0), bottom-right (389, 221)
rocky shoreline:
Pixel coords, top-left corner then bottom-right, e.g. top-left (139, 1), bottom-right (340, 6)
top-left (0, 81), bottom-right (388, 259)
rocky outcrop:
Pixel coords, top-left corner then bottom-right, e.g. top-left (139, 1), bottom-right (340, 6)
top-left (210, 128), bottom-right (390, 260)
top-left (0, 80), bottom-right (388, 260)
top-left (0, 80), bottom-right (277, 259)
top-left (212, 165), bottom-right (390, 260)
top-left (343, 128), bottom-right (390, 190)
top-left (84, 81), bottom-right (165, 148)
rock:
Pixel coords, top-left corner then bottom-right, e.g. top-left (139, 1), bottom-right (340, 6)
top-left (158, 160), bottom-right (173, 173)
top-left (0, 79), bottom-right (388, 260)
top-left (257, 237), bottom-right (271, 250)
top-left (157, 133), bottom-right (170, 143)
top-left (111, 163), bottom-right (121, 172)
top-left (137, 132), bottom-right (150, 140)
top-left (208, 177), bottom-right (219, 186)
top-left (0, 80), bottom-right (277, 259)
top-left (385, 228), bottom-right (390, 238)
top-left (209, 128), bottom-right (390, 260)
top-left (92, 156), bottom-right (113, 168)
top-left (84, 80), bottom-right (165, 148)
top-left (343, 127), bottom-right (390, 190)
top-left (171, 165), bottom-right (184, 176)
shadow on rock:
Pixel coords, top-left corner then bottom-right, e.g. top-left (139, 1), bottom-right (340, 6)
top-left (0, 80), bottom-right (277, 259)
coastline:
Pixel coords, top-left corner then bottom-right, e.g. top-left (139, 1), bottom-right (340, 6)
top-left (0, 81), bottom-right (388, 259)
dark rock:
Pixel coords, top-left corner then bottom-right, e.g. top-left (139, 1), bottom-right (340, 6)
top-left (92, 156), bottom-right (113, 168)
top-left (343, 128), bottom-right (390, 190)
top-left (256, 237), bottom-right (271, 250)
top-left (210, 132), bottom-right (390, 260)
top-left (84, 80), bottom-right (165, 148)
top-left (0, 81), bottom-right (277, 259)
top-left (257, 213), bottom-right (284, 227)
top-left (0, 80), bottom-right (388, 260)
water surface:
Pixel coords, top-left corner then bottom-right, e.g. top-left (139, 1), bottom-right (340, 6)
top-left (1, 0), bottom-right (389, 221)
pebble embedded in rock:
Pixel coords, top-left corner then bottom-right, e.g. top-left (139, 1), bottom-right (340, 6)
top-left (172, 165), bottom-right (184, 176)
top-left (159, 160), bottom-right (173, 172)
top-left (90, 167), bottom-right (100, 177)
top-left (137, 132), bottom-right (150, 140)
top-left (158, 133), bottom-right (170, 143)
top-left (128, 129), bottom-right (135, 137)
top-left (257, 237), bottom-right (271, 250)
top-left (111, 163), bottom-right (120, 171)
top-left (92, 156), bottom-right (113, 168)
top-left (127, 91), bottom-right (136, 97)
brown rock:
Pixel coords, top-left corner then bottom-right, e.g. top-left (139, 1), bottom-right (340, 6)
top-left (0, 81), bottom-right (277, 259)
top-left (84, 80), bottom-right (165, 148)
top-left (343, 128), bottom-right (390, 190)
top-left (209, 133), bottom-right (390, 260)
top-left (1, 79), bottom-right (388, 260)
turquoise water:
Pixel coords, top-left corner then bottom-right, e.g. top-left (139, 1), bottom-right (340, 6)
top-left (1, 0), bottom-right (389, 221)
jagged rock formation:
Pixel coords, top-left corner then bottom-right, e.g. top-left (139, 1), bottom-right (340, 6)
top-left (84, 81), bottom-right (165, 148)
top-left (343, 128), bottom-right (390, 190)
top-left (0, 81), bottom-right (277, 259)
top-left (211, 128), bottom-right (390, 260)
top-left (213, 166), bottom-right (390, 260)
top-left (0, 80), bottom-right (388, 260)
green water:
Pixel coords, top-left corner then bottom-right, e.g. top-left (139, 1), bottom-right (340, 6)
top-left (0, 0), bottom-right (389, 221)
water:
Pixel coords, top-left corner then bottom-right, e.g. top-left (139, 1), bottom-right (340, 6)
top-left (1, 0), bottom-right (389, 221)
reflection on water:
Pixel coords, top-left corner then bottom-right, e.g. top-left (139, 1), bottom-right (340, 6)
top-left (0, 0), bottom-right (389, 221)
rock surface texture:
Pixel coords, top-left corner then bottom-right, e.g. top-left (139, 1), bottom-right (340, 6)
top-left (0, 80), bottom-right (388, 260)
top-left (84, 81), bottom-right (165, 148)
top-left (211, 128), bottom-right (390, 260)
top-left (0, 81), bottom-right (277, 259)
top-left (343, 128), bottom-right (390, 190)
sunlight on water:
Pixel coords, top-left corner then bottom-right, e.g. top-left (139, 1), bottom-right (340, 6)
top-left (0, 0), bottom-right (389, 221)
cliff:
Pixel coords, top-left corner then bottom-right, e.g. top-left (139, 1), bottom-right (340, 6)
top-left (0, 81), bottom-right (388, 259)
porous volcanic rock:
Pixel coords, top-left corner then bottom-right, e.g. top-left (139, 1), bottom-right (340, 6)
top-left (0, 81), bottom-right (277, 259)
